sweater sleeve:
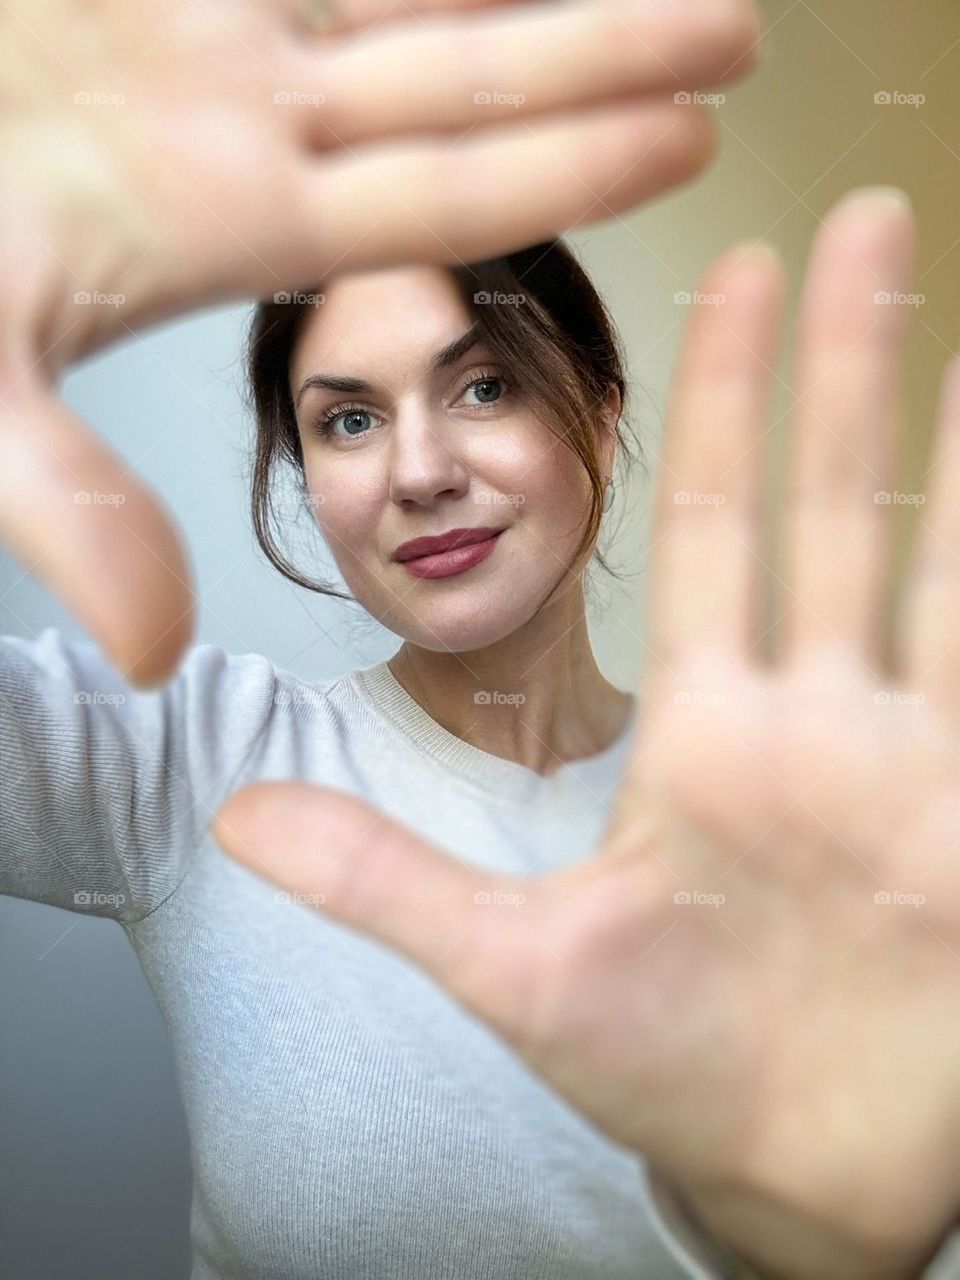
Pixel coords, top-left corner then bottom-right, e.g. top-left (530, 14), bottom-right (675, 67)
top-left (639, 1160), bottom-right (960, 1279)
top-left (0, 626), bottom-right (277, 925)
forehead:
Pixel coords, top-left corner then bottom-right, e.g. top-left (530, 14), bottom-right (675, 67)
top-left (290, 265), bottom-right (473, 387)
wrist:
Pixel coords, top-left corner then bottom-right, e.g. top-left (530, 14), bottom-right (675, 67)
top-left (675, 1177), bottom-right (942, 1280)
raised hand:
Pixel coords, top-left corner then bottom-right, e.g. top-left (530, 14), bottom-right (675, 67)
top-left (213, 188), bottom-right (960, 1278)
top-left (0, 0), bottom-right (760, 685)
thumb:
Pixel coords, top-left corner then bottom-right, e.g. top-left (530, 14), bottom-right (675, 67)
top-left (212, 781), bottom-right (540, 1038)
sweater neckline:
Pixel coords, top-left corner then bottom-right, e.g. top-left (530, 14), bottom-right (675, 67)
top-left (348, 658), bottom-right (638, 801)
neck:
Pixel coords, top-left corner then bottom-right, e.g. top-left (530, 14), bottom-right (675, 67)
top-left (386, 582), bottom-right (635, 778)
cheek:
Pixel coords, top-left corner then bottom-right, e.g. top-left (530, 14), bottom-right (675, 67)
top-left (304, 462), bottom-right (380, 562)
top-left (490, 420), bottom-right (591, 507)
top-left (520, 447), bottom-right (594, 530)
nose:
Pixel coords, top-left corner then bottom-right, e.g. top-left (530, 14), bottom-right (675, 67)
top-left (387, 412), bottom-right (470, 508)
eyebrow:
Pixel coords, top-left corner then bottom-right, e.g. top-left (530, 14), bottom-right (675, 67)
top-left (294, 322), bottom-right (484, 412)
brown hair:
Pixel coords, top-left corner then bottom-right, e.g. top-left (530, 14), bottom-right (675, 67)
top-left (242, 239), bottom-right (644, 605)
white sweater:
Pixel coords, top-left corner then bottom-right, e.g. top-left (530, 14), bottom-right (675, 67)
top-left (3, 626), bottom-right (959, 1279)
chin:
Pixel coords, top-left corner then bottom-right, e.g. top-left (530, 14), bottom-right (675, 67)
top-left (383, 597), bottom-right (536, 653)
top-left (396, 619), bottom-right (522, 653)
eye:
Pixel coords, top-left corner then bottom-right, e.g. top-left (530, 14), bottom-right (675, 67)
top-left (458, 371), bottom-right (510, 409)
top-left (312, 403), bottom-right (380, 442)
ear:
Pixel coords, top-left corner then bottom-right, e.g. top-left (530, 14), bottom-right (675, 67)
top-left (598, 383), bottom-right (622, 480)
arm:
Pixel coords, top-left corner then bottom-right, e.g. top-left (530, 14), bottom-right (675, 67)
top-left (0, 627), bottom-right (276, 921)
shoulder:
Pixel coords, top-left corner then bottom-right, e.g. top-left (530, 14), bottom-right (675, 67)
top-left (1, 625), bottom-right (276, 696)
top-left (0, 626), bottom-right (281, 750)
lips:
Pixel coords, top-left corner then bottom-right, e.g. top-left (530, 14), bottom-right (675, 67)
top-left (392, 526), bottom-right (506, 563)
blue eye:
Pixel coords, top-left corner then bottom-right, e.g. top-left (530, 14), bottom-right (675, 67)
top-left (312, 405), bottom-right (378, 441)
top-left (460, 374), bottom-right (507, 407)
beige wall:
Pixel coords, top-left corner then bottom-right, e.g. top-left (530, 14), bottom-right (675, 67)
top-left (576, 0), bottom-right (960, 687)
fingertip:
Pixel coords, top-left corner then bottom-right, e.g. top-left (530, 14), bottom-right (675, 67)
top-left (716, 239), bottom-right (782, 276)
top-left (725, 0), bottom-right (766, 74)
top-left (692, 241), bottom-right (786, 333)
top-left (120, 594), bottom-right (197, 689)
top-left (662, 0), bottom-right (765, 83)
top-left (819, 186), bottom-right (917, 266)
top-left (668, 101), bottom-right (720, 185)
top-left (831, 185), bottom-right (913, 222)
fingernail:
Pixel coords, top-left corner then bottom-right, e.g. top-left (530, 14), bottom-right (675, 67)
top-left (733, 240), bottom-right (779, 260)
top-left (837, 186), bottom-right (913, 216)
top-left (726, 240), bottom-right (782, 269)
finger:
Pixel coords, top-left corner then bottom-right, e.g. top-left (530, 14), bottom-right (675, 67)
top-left (643, 242), bottom-right (787, 691)
top-left (280, 99), bottom-right (717, 276)
top-left (213, 782), bottom-right (539, 1044)
top-left (901, 355), bottom-right (960, 721)
top-left (283, 0), bottom-right (762, 146)
top-left (778, 188), bottom-right (915, 672)
top-left (0, 374), bottom-right (195, 688)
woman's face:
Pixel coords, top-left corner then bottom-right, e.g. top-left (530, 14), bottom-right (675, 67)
top-left (289, 265), bottom-right (617, 652)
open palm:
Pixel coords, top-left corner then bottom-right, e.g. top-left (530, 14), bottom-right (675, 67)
top-left (215, 189), bottom-right (960, 1275)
